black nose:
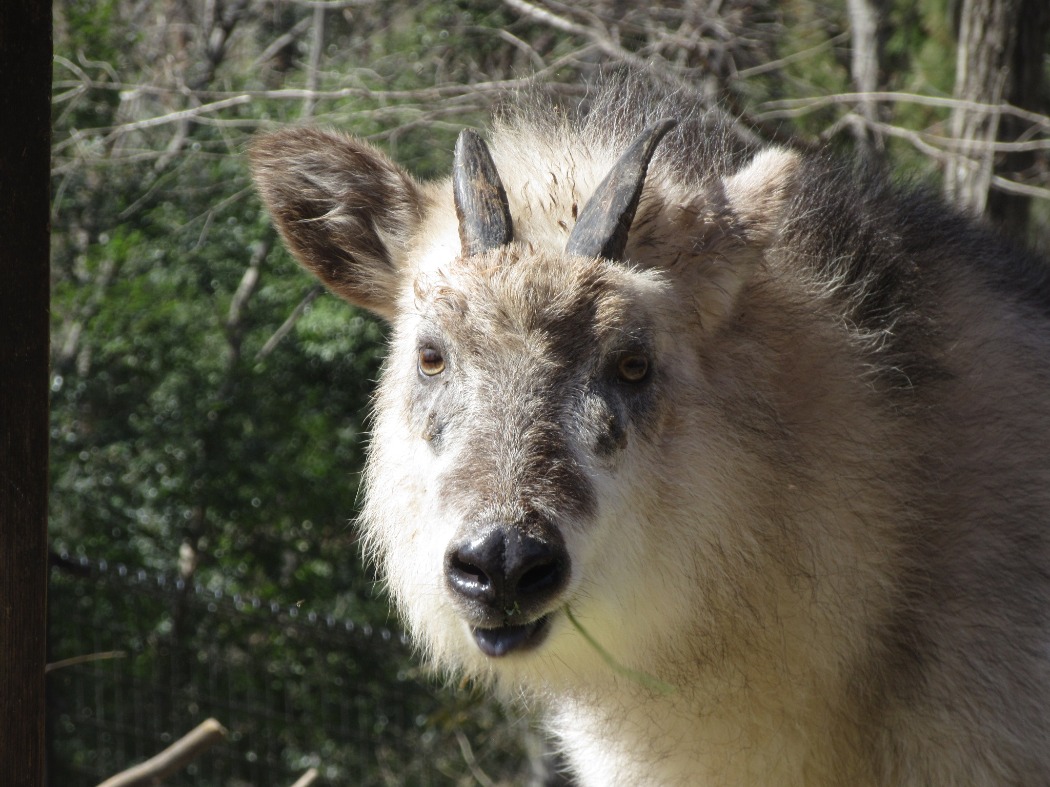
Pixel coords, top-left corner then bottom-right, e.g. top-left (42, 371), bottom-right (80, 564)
top-left (445, 523), bottom-right (569, 622)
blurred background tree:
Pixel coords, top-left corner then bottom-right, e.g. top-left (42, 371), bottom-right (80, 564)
top-left (48, 1), bottom-right (1049, 784)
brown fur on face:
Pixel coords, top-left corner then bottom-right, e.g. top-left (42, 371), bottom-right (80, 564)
top-left (251, 83), bottom-right (1050, 786)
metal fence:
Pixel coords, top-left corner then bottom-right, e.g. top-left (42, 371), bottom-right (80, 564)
top-left (47, 556), bottom-right (542, 786)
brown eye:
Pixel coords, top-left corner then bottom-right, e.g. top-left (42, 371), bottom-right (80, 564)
top-left (418, 346), bottom-right (446, 377)
top-left (617, 353), bottom-right (650, 383)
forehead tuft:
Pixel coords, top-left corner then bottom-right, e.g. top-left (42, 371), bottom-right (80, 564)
top-left (410, 246), bottom-right (665, 352)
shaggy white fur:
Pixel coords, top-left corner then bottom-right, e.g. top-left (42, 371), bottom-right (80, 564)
top-left (252, 84), bottom-right (1050, 785)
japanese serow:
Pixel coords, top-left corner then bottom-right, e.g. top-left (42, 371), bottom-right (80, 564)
top-left (251, 86), bottom-right (1050, 785)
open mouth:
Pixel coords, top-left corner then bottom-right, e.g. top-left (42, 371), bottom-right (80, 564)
top-left (471, 614), bottom-right (552, 657)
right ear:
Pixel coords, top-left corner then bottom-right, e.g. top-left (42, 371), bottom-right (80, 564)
top-left (249, 128), bottom-right (423, 320)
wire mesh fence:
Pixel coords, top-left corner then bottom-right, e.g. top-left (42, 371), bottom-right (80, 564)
top-left (47, 556), bottom-right (543, 786)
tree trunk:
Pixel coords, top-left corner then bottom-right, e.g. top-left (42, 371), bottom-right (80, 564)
top-left (986, 0), bottom-right (1050, 242)
top-left (846, 0), bottom-right (888, 162)
top-left (944, 0), bottom-right (1023, 217)
top-left (0, 1), bottom-right (52, 786)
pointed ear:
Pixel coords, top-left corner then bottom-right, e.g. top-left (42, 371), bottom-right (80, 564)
top-left (722, 147), bottom-right (800, 246)
top-left (249, 128), bottom-right (423, 320)
top-left (643, 146), bottom-right (800, 330)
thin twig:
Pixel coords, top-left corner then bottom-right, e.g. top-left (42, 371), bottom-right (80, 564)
top-left (256, 285), bottom-right (325, 361)
top-left (46, 650), bottom-right (127, 673)
top-left (756, 91), bottom-right (1050, 128)
top-left (502, 0), bottom-right (651, 71)
top-left (286, 0), bottom-right (376, 7)
top-left (453, 729), bottom-right (496, 787)
top-left (736, 32), bottom-right (850, 79)
top-left (52, 95), bottom-right (253, 155)
top-left (254, 16), bottom-right (313, 68)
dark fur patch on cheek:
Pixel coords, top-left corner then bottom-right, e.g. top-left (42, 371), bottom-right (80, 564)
top-left (596, 409), bottom-right (628, 455)
top-left (406, 371), bottom-right (453, 449)
top-left (421, 408), bottom-right (444, 445)
top-left (584, 371), bottom-right (662, 459)
top-left (576, 391), bottom-right (628, 457)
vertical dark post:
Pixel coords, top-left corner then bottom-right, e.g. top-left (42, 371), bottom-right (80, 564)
top-left (0, 1), bottom-right (52, 786)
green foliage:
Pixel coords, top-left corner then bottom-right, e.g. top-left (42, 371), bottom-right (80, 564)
top-left (49, 0), bottom-right (1049, 782)
top-left (50, 2), bottom-right (548, 781)
top-left (49, 564), bottom-right (532, 786)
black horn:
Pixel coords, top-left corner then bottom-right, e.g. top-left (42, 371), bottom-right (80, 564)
top-left (453, 129), bottom-right (513, 257)
top-left (565, 118), bottom-right (677, 261)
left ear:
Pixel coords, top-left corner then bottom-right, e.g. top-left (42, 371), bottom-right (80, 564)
top-left (722, 147), bottom-right (800, 247)
top-left (634, 147), bottom-right (800, 329)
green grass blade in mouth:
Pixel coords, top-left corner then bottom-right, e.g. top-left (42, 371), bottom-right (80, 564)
top-left (564, 606), bottom-right (675, 695)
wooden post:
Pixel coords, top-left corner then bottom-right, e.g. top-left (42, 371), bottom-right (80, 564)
top-left (0, 1), bottom-right (52, 786)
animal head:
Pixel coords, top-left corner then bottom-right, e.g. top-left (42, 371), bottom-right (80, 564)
top-left (250, 107), bottom-right (802, 690)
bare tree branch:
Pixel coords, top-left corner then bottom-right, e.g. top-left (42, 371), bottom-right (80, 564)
top-left (735, 32), bottom-right (849, 79)
top-left (454, 728), bottom-right (496, 787)
top-left (846, 113), bottom-right (1050, 200)
top-left (286, 0), bottom-right (375, 7)
top-left (254, 15), bottom-right (313, 68)
top-left (256, 285), bottom-right (325, 362)
top-left (502, 0), bottom-right (652, 71)
top-left (95, 718), bottom-right (228, 787)
top-left (756, 91), bottom-right (1050, 128)
top-left (289, 768), bottom-right (320, 787)
top-left (46, 650), bottom-right (127, 673)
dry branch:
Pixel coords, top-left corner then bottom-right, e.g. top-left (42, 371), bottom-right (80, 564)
top-left (256, 285), bottom-right (325, 361)
top-left (755, 91), bottom-right (1050, 127)
top-left (96, 718), bottom-right (228, 787)
top-left (45, 650), bottom-right (127, 673)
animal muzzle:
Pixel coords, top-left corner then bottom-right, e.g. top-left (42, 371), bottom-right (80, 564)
top-left (444, 519), bottom-right (570, 657)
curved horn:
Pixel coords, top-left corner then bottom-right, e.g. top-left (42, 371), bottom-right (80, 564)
top-left (565, 118), bottom-right (677, 261)
top-left (453, 129), bottom-right (513, 257)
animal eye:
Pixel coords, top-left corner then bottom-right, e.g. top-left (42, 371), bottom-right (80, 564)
top-left (418, 346), bottom-right (446, 377)
top-left (617, 353), bottom-right (650, 383)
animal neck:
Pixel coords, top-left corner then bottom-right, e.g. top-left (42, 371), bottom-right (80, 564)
top-left (545, 662), bottom-right (874, 787)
